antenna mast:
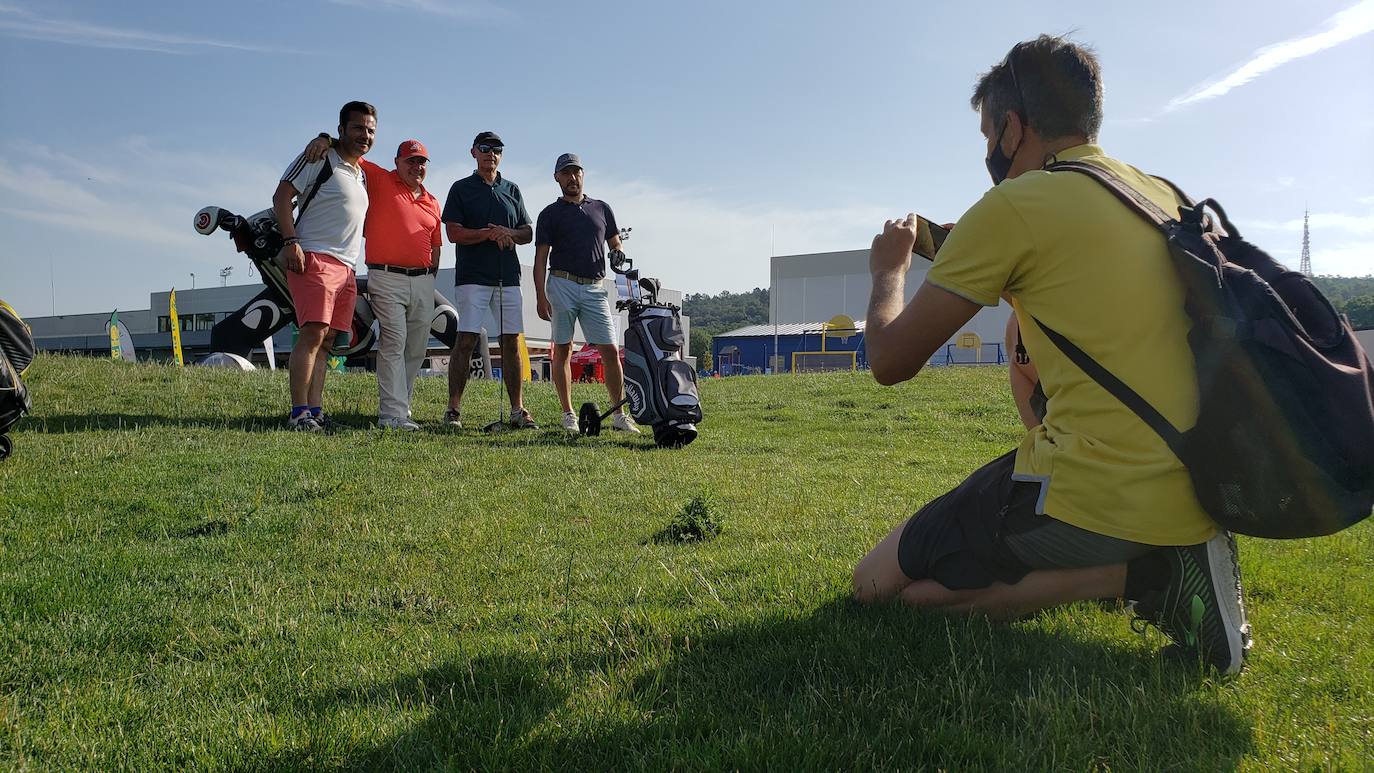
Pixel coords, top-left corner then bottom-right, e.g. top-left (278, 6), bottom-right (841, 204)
top-left (1299, 208), bottom-right (1312, 276)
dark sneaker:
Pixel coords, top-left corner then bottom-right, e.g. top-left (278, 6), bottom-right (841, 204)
top-left (443, 408), bottom-right (462, 429)
top-left (1133, 531), bottom-right (1251, 675)
top-left (287, 413), bottom-right (322, 433)
top-left (508, 408), bottom-right (538, 430)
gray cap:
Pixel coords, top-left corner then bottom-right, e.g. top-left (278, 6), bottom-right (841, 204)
top-left (554, 153), bottom-right (582, 173)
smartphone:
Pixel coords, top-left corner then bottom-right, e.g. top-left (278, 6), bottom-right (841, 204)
top-left (912, 216), bottom-right (950, 262)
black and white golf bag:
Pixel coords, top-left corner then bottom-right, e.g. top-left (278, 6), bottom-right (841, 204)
top-left (0, 300), bottom-right (35, 461)
top-left (615, 257), bottom-right (702, 447)
top-left (193, 206), bottom-right (460, 363)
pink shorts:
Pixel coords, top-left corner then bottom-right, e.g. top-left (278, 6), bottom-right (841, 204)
top-left (287, 252), bottom-right (357, 331)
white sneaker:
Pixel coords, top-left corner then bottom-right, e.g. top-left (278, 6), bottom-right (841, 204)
top-left (561, 412), bottom-right (579, 432)
top-left (379, 415), bottom-right (421, 431)
top-left (611, 412), bottom-right (641, 433)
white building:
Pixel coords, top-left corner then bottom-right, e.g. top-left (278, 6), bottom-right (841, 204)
top-left (714, 249), bottom-right (1013, 373)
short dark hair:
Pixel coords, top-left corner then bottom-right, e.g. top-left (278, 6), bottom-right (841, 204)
top-left (970, 35), bottom-right (1102, 141)
top-left (338, 100), bottom-right (377, 130)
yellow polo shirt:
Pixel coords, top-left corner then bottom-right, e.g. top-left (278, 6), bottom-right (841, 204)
top-left (928, 144), bottom-right (1215, 546)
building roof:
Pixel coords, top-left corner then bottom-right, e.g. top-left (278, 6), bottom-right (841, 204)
top-left (716, 320), bottom-right (867, 338)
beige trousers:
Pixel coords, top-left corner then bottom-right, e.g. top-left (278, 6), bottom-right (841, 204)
top-left (368, 268), bottom-right (435, 419)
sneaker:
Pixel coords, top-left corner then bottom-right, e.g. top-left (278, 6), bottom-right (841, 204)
top-left (508, 408), bottom-right (538, 430)
top-left (378, 415), bottom-right (420, 431)
top-left (1132, 531), bottom-right (1252, 675)
top-left (443, 408), bottom-right (462, 429)
top-left (561, 411), bottom-right (579, 432)
top-left (287, 413), bottom-right (323, 433)
top-left (610, 412), bottom-right (641, 434)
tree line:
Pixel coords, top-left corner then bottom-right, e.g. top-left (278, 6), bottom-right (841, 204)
top-left (681, 288), bottom-right (769, 370)
top-left (679, 276), bottom-right (1374, 370)
top-left (1312, 276), bottom-right (1374, 330)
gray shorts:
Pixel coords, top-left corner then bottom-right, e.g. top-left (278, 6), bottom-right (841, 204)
top-left (896, 450), bottom-right (1157, 590)
top-left (547, 274), bottom-right (617, 346)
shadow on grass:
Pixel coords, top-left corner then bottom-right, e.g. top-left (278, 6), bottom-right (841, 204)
top-left (243, 599), bottom-right (1252, 771)
top-left (21, 415), bottom-right (690, 451)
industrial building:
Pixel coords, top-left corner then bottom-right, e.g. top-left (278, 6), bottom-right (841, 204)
top-left (712, 249), bottom-right (1013, 374)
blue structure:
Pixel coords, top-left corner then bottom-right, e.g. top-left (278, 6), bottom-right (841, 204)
top-left (712, 322), bottom-right (866, 375)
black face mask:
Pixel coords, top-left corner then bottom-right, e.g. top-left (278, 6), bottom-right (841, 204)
top-left (985, 118), bottom-right (1021, 185)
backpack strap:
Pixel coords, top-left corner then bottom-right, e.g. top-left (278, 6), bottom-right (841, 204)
top-left (294, 157), bottom-right (334, 227)
top-left (1048, 160), bottom-right (1176, 228)
top-left (1030, 315), bottom-right (1186, 458)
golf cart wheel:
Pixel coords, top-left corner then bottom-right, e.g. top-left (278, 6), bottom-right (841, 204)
top-left (578, 402), bottom-right (602, 436)
top-left (0, 434), bottom-right (11, 461)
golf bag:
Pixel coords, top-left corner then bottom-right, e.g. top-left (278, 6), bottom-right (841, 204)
top-left (0, 300), bottom-right (35, 461)
top-left (615, 254), bottom-right (702, 447)
top-left (193, 205), bottom-right (461, 363)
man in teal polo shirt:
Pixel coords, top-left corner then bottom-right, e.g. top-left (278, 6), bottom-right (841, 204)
top-left (441, 131), bottom-right (536, 429)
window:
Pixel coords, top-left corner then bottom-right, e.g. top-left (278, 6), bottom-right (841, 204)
top-left (157, 316), bottom-right (170, 332)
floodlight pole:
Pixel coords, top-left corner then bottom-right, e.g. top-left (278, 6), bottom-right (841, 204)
top-left (771, 252), bottom-right (779, 375)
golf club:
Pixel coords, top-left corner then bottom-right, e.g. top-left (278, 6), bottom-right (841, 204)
top-left (482, 278), bottom-right (511, 433)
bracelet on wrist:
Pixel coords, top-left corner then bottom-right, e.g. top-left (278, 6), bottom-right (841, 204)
top-left (283, 236), bottom-right (300, 245)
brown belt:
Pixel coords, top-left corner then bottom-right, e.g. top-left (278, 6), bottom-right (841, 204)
top-left (367, 263), bottom-right (436, 277)
top-left (550, 269), bottom-right (600, 285)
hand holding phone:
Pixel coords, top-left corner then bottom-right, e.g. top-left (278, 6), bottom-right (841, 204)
top-left (912, 216), bottom-right (950, 262)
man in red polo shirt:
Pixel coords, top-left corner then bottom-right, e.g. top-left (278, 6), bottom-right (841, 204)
top-left (305, 135), bottom-right (442, 429)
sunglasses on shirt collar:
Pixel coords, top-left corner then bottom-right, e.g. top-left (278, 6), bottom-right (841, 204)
top-left (476, 144), bottom-right (504, 154)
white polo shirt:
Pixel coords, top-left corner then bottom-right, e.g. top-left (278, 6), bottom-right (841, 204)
top-left (280, 148), bottom-right (369, 269)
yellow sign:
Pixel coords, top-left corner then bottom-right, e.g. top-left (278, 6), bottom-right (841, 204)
top-left (169, 289), bottom-right (184, 367)
top-left (516, 332), bottom-right (532, 382)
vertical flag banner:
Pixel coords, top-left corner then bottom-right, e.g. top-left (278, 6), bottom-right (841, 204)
top-left (169, 289), bottom-right (184, 367)
top-left (516, 333), bottom-right (532, 382)
top-left (108, 310), bottom-right (122, 361)
top-left (116, 319), bottom-right (136, 362)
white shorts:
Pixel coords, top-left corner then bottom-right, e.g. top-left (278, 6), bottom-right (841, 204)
top-left (452, 283), bottom-right (523, 336)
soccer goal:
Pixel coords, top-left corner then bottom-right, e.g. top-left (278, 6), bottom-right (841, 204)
top-left (792, 350), bottom-right (857, 372)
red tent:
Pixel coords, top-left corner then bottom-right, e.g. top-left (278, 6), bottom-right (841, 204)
top-left (569, 344), bottom-right (624, 383)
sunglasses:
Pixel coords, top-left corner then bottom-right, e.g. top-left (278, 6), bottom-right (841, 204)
top-left (477, 144), bottom-right (503, 154)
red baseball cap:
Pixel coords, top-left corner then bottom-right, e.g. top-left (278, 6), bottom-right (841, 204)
top-left (396, 139), bottom-right (429, 161)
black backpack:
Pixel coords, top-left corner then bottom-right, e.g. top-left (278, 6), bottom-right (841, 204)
top-left (1033, 161), bottom-right (1374, 538)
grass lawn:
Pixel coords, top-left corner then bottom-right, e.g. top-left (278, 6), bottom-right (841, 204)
top-left (2, 355), bottom-right (1370, 770)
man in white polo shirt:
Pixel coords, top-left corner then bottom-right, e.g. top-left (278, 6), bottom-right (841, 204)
top-left (272, 100), bottom-right (375, 432)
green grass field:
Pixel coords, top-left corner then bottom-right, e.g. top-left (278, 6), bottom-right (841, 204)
top-left (2, 355), bottom-right (1370, 771)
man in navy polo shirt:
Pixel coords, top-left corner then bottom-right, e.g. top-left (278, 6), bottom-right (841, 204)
top-left (533, 153), bottom-right (640, 434)
top-left (441, 131), bottom-right (537, 429)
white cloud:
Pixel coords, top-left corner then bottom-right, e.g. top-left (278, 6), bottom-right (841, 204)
top-left (1247, 208), bottom-right (1374, 236)
top-left (326, 0), bottom-right (511, 20)
top-left (0, 4), bottom-right (297, 54)
top-left (1310, 241), bottom-right (1374, 276)
top-left (1164, 0), bottom-right (1374, 112)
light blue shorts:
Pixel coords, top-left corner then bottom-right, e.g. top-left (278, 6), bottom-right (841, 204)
top-left (547, 274), bottom-right (617, 345)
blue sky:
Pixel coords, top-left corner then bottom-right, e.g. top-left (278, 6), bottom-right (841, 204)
top-left (2, 0), bottom-right (1371, 318)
